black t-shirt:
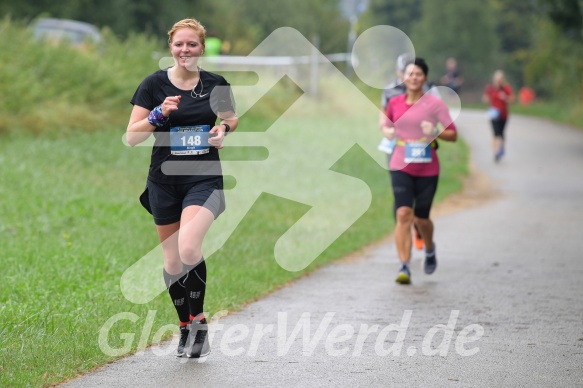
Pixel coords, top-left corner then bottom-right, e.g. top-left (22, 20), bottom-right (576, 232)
top-left (130, 68), bottom-right (235, 184)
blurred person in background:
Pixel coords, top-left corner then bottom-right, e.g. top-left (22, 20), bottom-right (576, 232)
top-left (204, 31), bottom-right (222, 56)
top-left (440, 57), bottom-right (463, 95)
top-left (483, 70), bottom-right (514, 162)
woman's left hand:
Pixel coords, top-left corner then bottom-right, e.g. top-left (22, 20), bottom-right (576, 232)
top-left (421, 120), bottom-right (435, 136)
top-left (208, 125), bottom-right (226, 149)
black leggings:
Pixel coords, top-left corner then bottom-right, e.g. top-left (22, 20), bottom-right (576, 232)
top-left (390, 170), bottom-right (439, 219)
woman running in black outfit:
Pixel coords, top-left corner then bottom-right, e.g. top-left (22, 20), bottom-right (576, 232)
top-left (126, 18), bottom-right (238, 358)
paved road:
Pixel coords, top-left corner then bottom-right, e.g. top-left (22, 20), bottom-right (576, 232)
top-left (63, 110), bottom-right (583, 387)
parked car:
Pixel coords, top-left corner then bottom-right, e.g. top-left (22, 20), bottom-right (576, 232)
top-left (31, 17), bottom-right (102, 49)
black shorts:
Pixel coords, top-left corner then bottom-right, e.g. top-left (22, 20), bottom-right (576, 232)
top-left (390, 170), bottom-right (439, 219)
top-left (139, 177), bottom-right (225, 225)
top-left (491, 119), bottom-right (507, 138)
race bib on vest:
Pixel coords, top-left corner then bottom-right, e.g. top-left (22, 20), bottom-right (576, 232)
top-left (487, 107), bottom-right (500, 120)
top-left (404, 142), bottom-right (432, 163)
top-left (170, 125), bottom-right (211, 155)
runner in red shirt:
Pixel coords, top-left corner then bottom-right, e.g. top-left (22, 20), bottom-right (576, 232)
top-left (483, 70), bottom-right (514, 162)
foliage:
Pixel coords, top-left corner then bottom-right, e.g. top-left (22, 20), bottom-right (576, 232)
top-left (0, 0), bottom-right (350, 54)
top-left (0, 17), bottom-right (162, 135)
top-left (231, 0), bottom-right (349, 54)
top-left (359, 0), bottom-right (422, 35)
top-left (356, 0), bottom-right (582, 104)
top-left (523, 18), bottom-right (583, 99)
top-left (0, 0), bottom-right (205, 39)
top-left (2, 0), bottom-right (583, 102)
top-left (541, 0), bottom-right (583, 41)
top-left (410, 0), bottom-right (500, 87)
top-left (490, 0), bottom-right (538, 87)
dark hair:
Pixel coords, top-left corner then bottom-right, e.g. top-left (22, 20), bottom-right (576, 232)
top-left (405, 57), bottom-right (429, 77)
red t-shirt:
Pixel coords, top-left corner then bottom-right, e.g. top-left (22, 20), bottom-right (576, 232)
top-left (385, 94), bottom-right (456, 177)
top-left (485, 84), bottom-right (513, 120)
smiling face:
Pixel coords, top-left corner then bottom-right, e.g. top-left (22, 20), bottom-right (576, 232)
top-left (403, 63), bottom-right (427, 93)
top-left (169, 28), bottom-right (204, 71)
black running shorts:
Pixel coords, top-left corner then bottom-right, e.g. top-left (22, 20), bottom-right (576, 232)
top-left (491, 118), bottom-right (507, 138)
top-left (139, 177), bottom-right (225, 225)
top-left (390, 170), bottom-right (439, 219)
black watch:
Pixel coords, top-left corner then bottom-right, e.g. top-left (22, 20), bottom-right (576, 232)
top-left (221, 123), bottom-right (231, 133)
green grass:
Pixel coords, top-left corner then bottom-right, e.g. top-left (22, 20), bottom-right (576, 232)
top-left (0, 92), bottom-right (468, 388)
top-left (511, 101), bottom-right (583, 130)
top-left (0, 19), bottom-right (469, 387)
top-left (463, 100), bottom-right (583, 131)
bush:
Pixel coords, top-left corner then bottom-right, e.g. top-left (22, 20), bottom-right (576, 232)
top-left (524, 19), bottom-right (583, 100)
top-left (0, 17), bottom-right (164, 135)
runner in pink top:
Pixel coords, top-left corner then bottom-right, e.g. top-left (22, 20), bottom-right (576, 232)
top-left (381, 58), bottom-right (458, 284)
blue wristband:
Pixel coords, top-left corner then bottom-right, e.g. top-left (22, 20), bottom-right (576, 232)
top-left (148, 105), bottom-right (169, 127)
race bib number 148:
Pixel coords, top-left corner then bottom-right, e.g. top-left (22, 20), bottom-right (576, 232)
top-left (170, 125), bottom-right (211, 155)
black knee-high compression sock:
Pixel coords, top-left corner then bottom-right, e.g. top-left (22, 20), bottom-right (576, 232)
top-left (182, 259), bottom-right (207, 321)
top-left (163, 269), bottom-right (191, 325)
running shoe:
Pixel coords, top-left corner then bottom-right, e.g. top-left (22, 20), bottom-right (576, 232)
top-left (395, 264), bottom-right (411, 284)
top-left (424, 243), bottom-right (437, 274)
top-left (175, 325), bottom-right (190, 357)
top-left (413, 226), bottom-right (424, 250)
top-left (186, 318), bottom-right (210, 358)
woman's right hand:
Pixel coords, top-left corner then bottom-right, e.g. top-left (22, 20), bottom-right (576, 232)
top-left (382, 126), bottom-right (396, 140)
top-left (161, 95), bottom-right (181, 117)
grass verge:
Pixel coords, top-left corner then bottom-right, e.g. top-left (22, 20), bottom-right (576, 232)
top-left (463, 100), bottom-right (583, 130)
top-left (0, 36), bottom-right (469, 388)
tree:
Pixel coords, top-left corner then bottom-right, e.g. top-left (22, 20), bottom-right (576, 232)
top-left (541, 0), bottom-right (583, 41)
top-left (522, 0), bottom-right (583, 99)
top-left (229, 0), bottom-right (349, 54)
top-left (0, 0), bottom-right (351, 54)
top-left (360, 0), bottom-right (422, 35)
top-left (410, 0), bottom-right (499, 88)
top-left (490, 0), bottom-right (538, 87)
top-left (0, 0), bottom-right (200, 39)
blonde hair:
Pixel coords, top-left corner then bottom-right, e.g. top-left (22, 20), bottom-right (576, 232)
top-left (493, 70), bottom-right (507, 86)
top-left (168, 18), bottom-right (206, 47)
